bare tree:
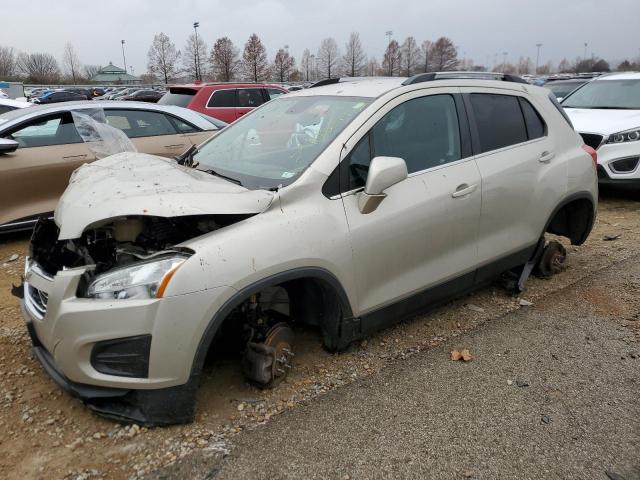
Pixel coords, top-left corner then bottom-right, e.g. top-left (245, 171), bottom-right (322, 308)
top-left (242, 33), bottom-right (269, 82)
top-left (272, 49), bottom-right (294, 82)
top-left (183, 33), bottom-right (208, 81)
top-left (83, 64), bottom-right (101, 80)
top-left (365, 58), bottom-right (381, 76)
top-left (210, 37), bottom-right (239, 81)
top-left (301, 49), bottom-right (312, 81)
top-left (400, 36), bottom-right (421, 77)
top-left (147, 32), bottom-right (180, 84)
top-left (317, 37), bottom-right (339, 78)
top-left (17, 52), bottom-right (60, 83)
top-left (557, 58), bottom-right (571, 73)
top-left (382, 40), bottom-right (401, 76)
top-left (62, 43), bottom-right (82, 84)
top-left (429, 37), bottom-right (458, 71)
top-left (517, 56), bottom-right (533, 75)
top-left (0, 46), bottom-right (16, 79)
top-left (421, 40), bottom-right (433, 72)
top-left (341, 32), bottom-right (366, 77)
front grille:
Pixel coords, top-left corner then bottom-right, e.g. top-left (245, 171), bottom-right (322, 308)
top-left (610, 157), bottom-right (639, 174)
top-left (26, 283), bottom-right (48, 318)
top-left (579, 133), bottom-right (604, 150)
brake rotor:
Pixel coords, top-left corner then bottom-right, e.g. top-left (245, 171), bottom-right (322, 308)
top-left (263, 323), bottom-right (294, 387)
top-left (535, 241), bottom-right (567, 278)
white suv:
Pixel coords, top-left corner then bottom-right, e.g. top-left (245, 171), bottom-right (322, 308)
top-left (21, 73), bottom-right (598, 425)
top-left (562, 72), bottom-right (640, 189)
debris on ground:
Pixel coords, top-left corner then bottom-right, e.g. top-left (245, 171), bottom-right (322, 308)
top-left (451, 349), bottom-right (473, 362)
top-left (515, 379), bottom-right (530, 388)
top-left (467, 304), bottom-right (485, 313)
top-left (541, 415), bottom-right (551, 425)
top-left (603, 234), bottom-right (622, 241)
top-left (519, 299), bottom-right (534, 307)
top-left (6, 254), bottom-right (19, 263)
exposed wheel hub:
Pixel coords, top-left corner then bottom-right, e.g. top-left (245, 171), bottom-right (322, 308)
top-left (242, 323), bottom-right (294, 388)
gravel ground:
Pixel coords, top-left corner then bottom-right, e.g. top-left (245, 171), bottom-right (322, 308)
top-left (154, 252), bottom-right (640, 480)
top-left (0, 193), bottom-right (638, 479)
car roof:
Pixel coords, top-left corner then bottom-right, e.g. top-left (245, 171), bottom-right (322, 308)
top-left (169, 82), bottom-right (285, 90)
top-left (593, 72), bottom-right (640, 81)
top-left (0, 99), bottom-right (32, 109)
top-left (0, 100), bottom-right (219, 130)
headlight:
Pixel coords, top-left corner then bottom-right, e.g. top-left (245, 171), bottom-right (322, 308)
top-left (607, 127), bottom-right (640, 144)
top-left (87, 255), bottom-right (187, 300)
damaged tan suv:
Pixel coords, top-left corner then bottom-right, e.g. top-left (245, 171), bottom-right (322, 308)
top-left (21, 73), bottom-right (598, 425)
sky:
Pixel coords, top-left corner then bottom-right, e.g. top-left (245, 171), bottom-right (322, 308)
top-left (2, 0), bottom-right (640, 75)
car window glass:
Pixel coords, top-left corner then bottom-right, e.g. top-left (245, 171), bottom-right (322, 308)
top-left (266, 88), bottom-right (285, 100)
top-left (470, 94), bottom-right (527, 153)
top-left (519, 98), bottom-right (545, 140)
top-left (237, 88), bottom-right (265, 108)
top-left (169, 116), bottom-right (199, 133)
top-left (207, 89), bottom-right (236, 108)
top-left (7, 113), bottom-right (82, 147)
top-left (371, 94), bottom-right (461, 174)
top-left (0, 106), bottom-right (11, 115)
top-left (346, 134), bottom-right (371, 190)
top-left (105, 109), bottom-right (177, 138)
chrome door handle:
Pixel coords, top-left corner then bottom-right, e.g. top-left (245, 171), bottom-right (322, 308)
top-left (539, 151), bottom-right (555, 163)
top-left (451, 183), bottom-right (478, 198)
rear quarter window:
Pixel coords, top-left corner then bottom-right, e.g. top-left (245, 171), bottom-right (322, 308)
top-left (470, 93), bottom-right (527, 153)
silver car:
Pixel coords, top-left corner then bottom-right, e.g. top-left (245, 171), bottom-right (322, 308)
top-left (21, 73), bottom-right (598, 425)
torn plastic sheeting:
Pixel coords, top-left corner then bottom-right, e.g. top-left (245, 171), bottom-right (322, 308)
top-left (71, 109), bottom-right (137, 159)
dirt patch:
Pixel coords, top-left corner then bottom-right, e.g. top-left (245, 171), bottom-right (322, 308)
top-left (0, 194), bottom-right (639, 479)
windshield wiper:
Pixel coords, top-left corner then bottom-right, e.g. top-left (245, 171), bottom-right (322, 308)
top-left (175, 145), bottom-right (198, 166)
top-left (204, 169), bottom-right (243, 186)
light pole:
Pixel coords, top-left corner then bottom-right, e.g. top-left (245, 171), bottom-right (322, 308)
top-left (385, 30), bottom-right (393, 47)
top-left (121, 40), bottom-right (127, 74)
top-left (583, 42), bottom-right (588, 61)
top-left (193, 22), bottom-right (201, 81)
top-left (535, 43), bottom-right (543, 74)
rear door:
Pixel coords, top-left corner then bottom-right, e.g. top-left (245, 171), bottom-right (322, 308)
top-left (104, 108), bottom-right (188, 157)
top-left (461, 88), bottom-right (566, 272)
top-left (236, 88), bottom-right (267, 120)
top-left (0, 112), bottom-right (94, 224)
top-left (205, 88), bottom-right (236, 123)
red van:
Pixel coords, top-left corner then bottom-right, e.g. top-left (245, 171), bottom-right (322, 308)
top-left (158, 83), bottom-right (288, 123)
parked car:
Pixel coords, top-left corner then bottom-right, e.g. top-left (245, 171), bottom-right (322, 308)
top-left (90, 87), bottom-right (106, 98)
top-left (26, 88), bottom-right (52, 100)
top-left (544, 78), bottom-right (589, 101)
top-left (0, 98), bottom-right (33, 115)
top-left (19, 74), bottom-right (597, 426)
top-left (120, 89), bottom-right (164, 103)
top-left (158, 83), bottom-right (288, 123)
top-left (0, 101), bottom-right (225, 230)
top-left (64, 88), bottom-right (93, 100)
top-left (562, 72), bottom-right (640, 189)
top-left (33, 91), bottom-right (88, 104)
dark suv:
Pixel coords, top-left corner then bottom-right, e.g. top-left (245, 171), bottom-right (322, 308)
top-left (158, 83), bottom-right (287, 123)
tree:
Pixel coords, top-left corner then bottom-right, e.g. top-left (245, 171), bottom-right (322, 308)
top-left (0, 46), bottom-right (16, 79)
top-left (429, 37), bottom-right (458, 71)
top-left (421, 40), bottom-right (433, 72)
top-left (301, 49), bottom-right (312, 81)
top-left (183, 33), bottom-right (208, 81)
top-left (17, 52), bottom-right (60, 83)
top-left (557, 58), bottom-right (571, 73)
top-left (317, 37), bottom-right (339, 78)
top-left (83, 64), bottom-right (101, 80)
top-left (365, 58), bottom-right (381, 76)
top-left (242, 33), bottom-right (269, 82)
top-left (147, 32), bottom-right (180, 84)
top-left (210, 37), bottom-right (239, 82)
top-left (617, 60), bottom-right (638, 72)
top-left (62, 43), bottom-right (82, 84)
top-left (341, 32), bottom-right (366, 77)
top-left (272, 48), bottom-right (294, 82)
top-left (400, 37), bottom-right (421, 77)
top-left (382, 40), bottom-right (401, 76)
top-left (592, 58), bottom-right (610, 72)
top-left (517, 56), bottom-right (532, 75)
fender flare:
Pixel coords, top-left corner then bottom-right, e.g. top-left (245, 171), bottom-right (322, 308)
top-left (188, 267), bottom-right (354, 379)
top-left (542, 191), bottom-right (596, 245)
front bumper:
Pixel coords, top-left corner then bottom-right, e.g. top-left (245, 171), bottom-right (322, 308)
top-left (592, 141), bottom-right (640, 189)
top-left (21, 258), bottom-right (231, 425)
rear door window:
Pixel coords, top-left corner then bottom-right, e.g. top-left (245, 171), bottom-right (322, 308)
top-left (237, 88), bottom-right (265, 108)
top-left (105, 109), bottom-right (177, 138)
top-left (470, 93), bottom-right (527, 153)
top-left (207, 89), bottom-right (236, 108)
top-left (519, 98), bottom-right (546, 140)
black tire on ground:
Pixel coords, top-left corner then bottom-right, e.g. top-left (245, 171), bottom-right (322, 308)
top-left (534, 240), bottom-right (567, 278)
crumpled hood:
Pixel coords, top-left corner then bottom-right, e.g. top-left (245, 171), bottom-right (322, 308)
top-left (55, 152), bottom-right (274, 239)
top-left (564, 108), bottom-right (640, 136)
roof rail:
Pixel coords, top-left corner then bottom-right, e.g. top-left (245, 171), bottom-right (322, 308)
top-left (402, 71), bottom-right (528, 86)
top-left (309, 78), bottom-right (341, 88)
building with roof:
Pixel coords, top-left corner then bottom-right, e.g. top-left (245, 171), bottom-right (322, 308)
top-left (90, 63), bottom-right (141, 85)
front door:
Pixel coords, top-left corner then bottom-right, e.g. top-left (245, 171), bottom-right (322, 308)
top-left (340, 90), bottom-right (481, 315)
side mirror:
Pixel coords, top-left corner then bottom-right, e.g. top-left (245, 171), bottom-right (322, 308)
top-left (357, 156), bottom-right (408, 214)
top-left (0, 138), bottom-right (19, 154)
